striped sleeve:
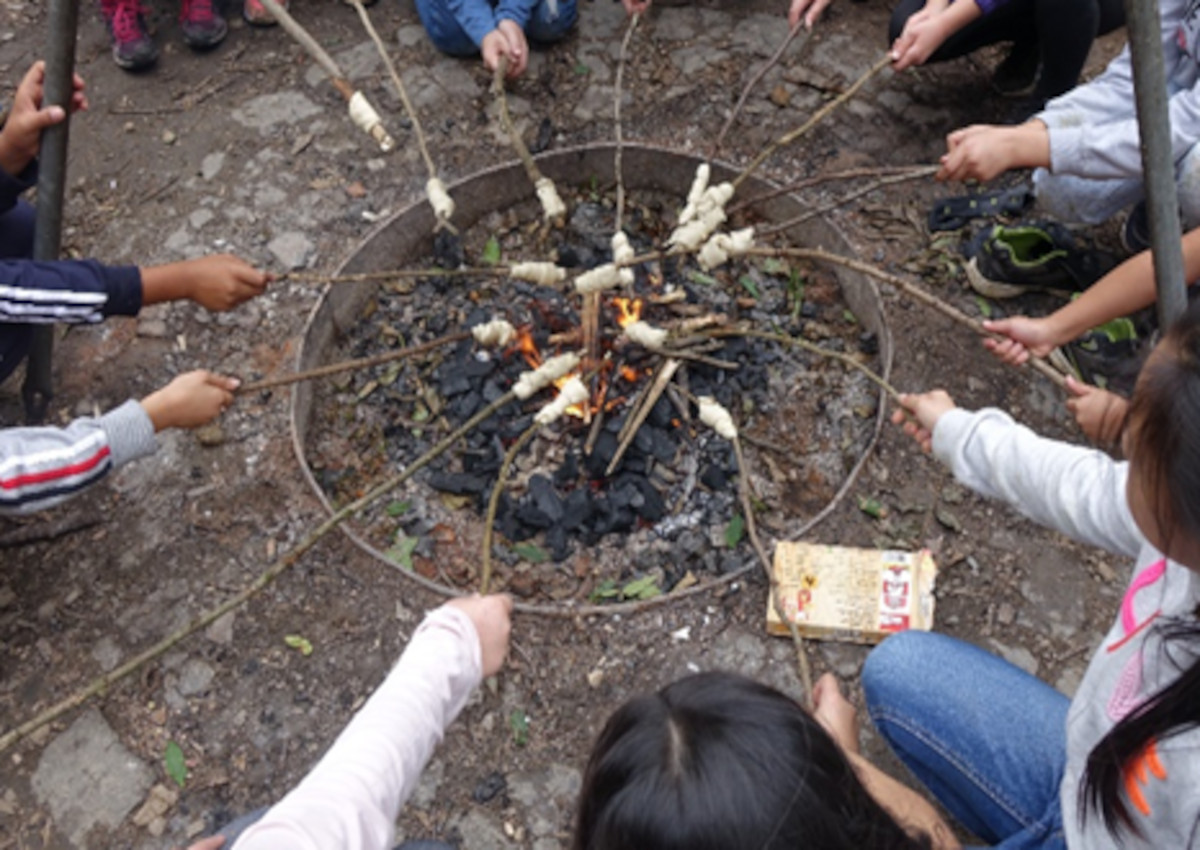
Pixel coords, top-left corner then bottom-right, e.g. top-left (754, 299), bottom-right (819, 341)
top-left (0, 400), bottom-right (158, 515)
top-left (0, 259), bottom-right (142, 324)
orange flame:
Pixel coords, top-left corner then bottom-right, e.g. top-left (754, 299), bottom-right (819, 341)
top-left (514, 328), bottom-right (541, 369)
top-left (620, 365), bottom-right (641, 383)
top-left (613, 297), bottom-right (644, 328)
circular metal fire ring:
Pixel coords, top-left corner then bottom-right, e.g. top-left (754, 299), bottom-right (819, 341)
top-left (289, 142), bottom-right (894, 616)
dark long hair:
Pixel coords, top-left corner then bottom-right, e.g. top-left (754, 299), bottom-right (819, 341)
top-left (1081, 299), bottom-right (1200, 835)
top-left (573, 672), bottom-right (930, 850)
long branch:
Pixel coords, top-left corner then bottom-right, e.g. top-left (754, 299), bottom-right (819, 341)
top-left (493, 61), bottom-right (544, 188)
top-left (614, 12), bottom-right (640, 234)
top-left (712, 22), bottom-right (806, 160)
top-left (758, 166), bottom-right (939, 235)
top-left (285, 266), bottom-right (510, 284)
top-left (0, 390), bottom-right (516, 754)
top-left (480, 424), bottom-right (540, 595)
top-left (732, 55), bottom-right (891, 190)
top-left (728, 165), bottom-right (935, 214)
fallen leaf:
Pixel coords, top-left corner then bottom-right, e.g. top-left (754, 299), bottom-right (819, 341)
top-left (482, 236), bottom-right (502, 265)
top-left (857, 495), bottom-right (887, 520)
top-left (621, 574), bottom-right (661, 600)
top-left (512, 542), bottom-right (549, 564)
top-left (284, 634), bottom-right (313, 656)
top-left (345, 181), bottom-right (367, 199)
top-left (387, 536), bottom-right (420, 570)
top-left (385, 500), bottom-right (411, 518)
top-left (509, 709), bottom-right (529, 746)
top-left (724, 513), bottom-right (745, 547)
top-left (164, 741), bottom-right (187, 789)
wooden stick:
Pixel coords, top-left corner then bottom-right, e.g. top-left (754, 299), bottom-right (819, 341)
top-left (481, 424), bottom-right (540, 595)
top-left (614, 12), bottom-right (640, 234)
top-left (732, 55), bottom-right (891, 190)
top-left (712, 22), bottom-right (806, 160)
top-left (746, 246), bottom-right (1070, 390)
top-left (608, 358), bottom-right (681, 476)
top-left (0, 390), bottom-right (517, 754)
top-left (239, 331), bottom-right (470, 394)
top-left (285, 266), bottom-right (509, 284)
top-left (758, 166), bottom-right (939, 235)
top-left (492, 61), bottom-right (545, 190)
top-left (729, 165), bottom-right (937, 214)
top-left (734, 435), bottom-right (813, 707)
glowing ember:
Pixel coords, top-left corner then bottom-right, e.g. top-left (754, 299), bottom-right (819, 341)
top-left (620, 365), bottom-right (640, 383)
top-left (613, 297), bottom-right (644, 328)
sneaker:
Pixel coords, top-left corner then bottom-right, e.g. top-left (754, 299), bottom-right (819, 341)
top-left (180, 0), bottom-right (228, 49)
top-left (966, 221), bottom-right (1116, 299)
top-left (243, 0), bottom-right (284, 26)
top-left (992, 41), bottom-right (1040, 98)
top-left (99, 0), bottom-right (159, 71)
top-left (1121, 201), bottom-right (1150, 255)
top-left (1048, 315), bottom-right (1142, 393)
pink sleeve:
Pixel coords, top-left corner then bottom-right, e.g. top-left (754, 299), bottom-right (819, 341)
top-left (232, 605), bottom-right (482, 850)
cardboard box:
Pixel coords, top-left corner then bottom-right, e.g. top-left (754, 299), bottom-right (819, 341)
top-left (767, 542), bottom-right (938, 644)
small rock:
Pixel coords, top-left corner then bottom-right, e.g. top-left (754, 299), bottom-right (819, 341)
top-left (189, 208), bottom-right (214, 230)
top-left (137, 318), bottom-right (169, 338)
top-left (177, 658), bottom-right (216, 697)
top-left (768, 82), bottom-right (791, 107)
top-left (123, 121), bottom-right (135, 133)
top-left (162, 129), bottom-right (177, 145)
top-left (996, 602), bottom-right (1016, 626)
top-left (586, 668), bottom-right (604, 688)
top-left (267, 231), bottom-right (314, 270)
top-left (91, 636), bottom-right (123, 673)
top-left (346, 181), bottom-right (367, 199)
top-left (132, 784), bottom-right (178, 829)
top-left (205, 611), bottom-right (235, 645)
top-left (200, 152), bottom-right (225, 180)
top-left (194, 424), bottom-right (225, 447)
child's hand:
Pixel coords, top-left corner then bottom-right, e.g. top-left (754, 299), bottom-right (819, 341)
top-left (812, 673), bottom-right (860, 755)
top-left (0, 60), bottom-right (87, 178)
top-left (890, 390), bottom-right (956, 453)
top-left (447, 593), bottom-right (513, 676)
top-left (1065, 377), bottom-right (1128, 448)
top-left (140, 371), bottom-right (240, 432)
top-left (497, 20), bottom-right (528, 78)
top-left (890, 11), bottom-right (948, 70)
top-left (623, 0), bottom-right (651, 16)
top-left (182, 255), bottom-right (272, 311)
top-left (937, 122), bottom-right (1049, 183)
top-left (982, 316), bottom-right (1057, 364)
top-left (787, 0), bottom-right (834, 29)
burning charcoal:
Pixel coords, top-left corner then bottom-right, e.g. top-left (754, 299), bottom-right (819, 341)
top-left (473, 772), bottom-right (507, 804)
top-left (428, 471), bottom-right (489, 496)
top-left (482, 378), bottom-right (509, 404)
top-left (440, 374), bottom-right (472, 397)
top-left (585, 432), bottom-right (622, 478)
top-left (647, 427), bottom-right (676, 463)
top-left (557, 243), bottom-right (583, 269)
top-left (463, 356), bottom-right (498, 379)
top-left (433, 229), bottom-right (465, 269)
top-left (450, 392), bottom-right (483, 420)
top-left (858, 331), bottom-right (879, 355)
top-left (648, 397), bottom-right (674, 429)
top-left (515, 475), bottom-right (564, 528)
top-left (554, 452), bottom-right (579, 487)
top-left (499, 414), bottom-right (534, 442)
top-left (700, 464), bottom-right (728, 491)
top-left (615, 474), bottom-right (666, 521)
top-left (561, 488), bottom-right (593, 530)
top-left (546, 525), bottom-right (571, 562)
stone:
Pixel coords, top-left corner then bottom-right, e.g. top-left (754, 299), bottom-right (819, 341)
top-left (996, 602), bottom-right (1016, 626)
top-left (131, 784), bottom-right (178, 829)
top-left (32, 709), bottom-right (154, 846)
top-left (200, 152), bottom-right (225, 180)
top-left (395, 24), bottom-right (426, 47)
top-left (769, 82), bottom-right (792, 108)
top-left (230, 91), bottom-right (322, 131)
top-left (0, 584), bottom-right (14, 608)
top-left (304, 41), bottom-right (382, 87)
top-left (448, 809), bottom-right (514, 847)
top-left (670, 45), bottom-right (729, 76)
top-left (137, 317), bottom-right (169, 338)
top-left (91, 636), bottom-right (122, 673)
top-left (189, 209), bottom-right (214, 230)
top-left (410, 757), bottom-right (444, 808)
top-left (507, 764), bottom-right (582, 841)
top-left (177, 658), bottom-right (216, 697)
top-left (268, 231), bottom-right (314, 269)
top-left (194, 424), bottom-right (226, 447)
top-left (205, 611), bottom-right (236, 645)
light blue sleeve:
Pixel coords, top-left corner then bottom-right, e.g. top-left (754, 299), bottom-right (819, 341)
top-left (446, 0), bottom-right (497, 47)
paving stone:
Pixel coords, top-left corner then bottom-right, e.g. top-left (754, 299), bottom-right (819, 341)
top-left (670, 44), bottom-right (729, 75)
top-left (447, 809), bottom-right (514, 847)
top-left (177, 658), bottom-right (216, 697)
top-left (230, 91), bottom-right (323, 131)
top-left (507, 764), bottom-right (581, 842)
top-left (304, 42), bottom-right (382, 88)
top-left (268, 231), bottom-right (315, 269)
top-left (396, 23), bottom-right (426, 47)
top-left (32, 710), bottom-right (154, 847)
top-left (200, 152), bottom-right (226, 180)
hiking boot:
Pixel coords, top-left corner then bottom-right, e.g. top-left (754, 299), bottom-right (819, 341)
top-left (965, 220), bottom-right (1116, 299)
top-left (992, 41), bottom-right (1040, 98)
top-left (243, 0), bottom-right (284, 26)
top-left (1121, 201), bottom-right (1150, 255)
top-left (99, 0), bottom-right (159, 71)
top-left (1048, 315), bottom-right (1142, 394)
top-left (180, 0), bottom-right (228, 48)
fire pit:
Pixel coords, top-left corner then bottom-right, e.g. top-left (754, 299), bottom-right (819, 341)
top-left (289, 143), bottom-right (893, 614)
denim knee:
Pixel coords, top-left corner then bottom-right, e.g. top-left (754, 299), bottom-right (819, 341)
top-left (861, 630), bottom-right (935, 712)
top-left (414, 0), bottom-right (481, 56)
top-left (526, 0), bottom-right (577, 44)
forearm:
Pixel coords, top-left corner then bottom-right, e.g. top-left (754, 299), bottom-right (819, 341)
top-left (843, 751), bottom-right (961, 850)
top-left (938, 0), bottom-right (981, 38)
top-left (139, 263), bottom-right (194, 306)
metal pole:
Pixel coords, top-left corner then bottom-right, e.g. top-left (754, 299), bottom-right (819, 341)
top-left (1124, 0), bottom-right (1188, 330)
top-left (22, 0), bottom-right (80, 424)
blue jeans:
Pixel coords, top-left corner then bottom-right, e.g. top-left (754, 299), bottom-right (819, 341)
top-left (862, 631), bottom-right (1070, 849)
top-left (415, 0), bottom-right (577, 56)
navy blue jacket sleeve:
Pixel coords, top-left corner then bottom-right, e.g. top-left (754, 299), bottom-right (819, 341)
top-left (0, 160), bottom-right (38, 216)
top-left (0, 259), bottom-right (142, 324)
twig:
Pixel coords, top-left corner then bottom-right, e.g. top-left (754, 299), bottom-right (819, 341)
top-left (712, 22), bottom-right (806, 160)
top-left (481, 424), bottom-right (540, 595)
top-left (492, 61), bottom-right (545, 190)
top-left (652, 346), bottom-right (739, 371)
top-left (348, 0), bottom-right (436, 179)
top-left (732, 55), bottom-right (891, 190)
top-left (0, 391), bottom-right (517, 754)
top-left (239, 331), bottom-right (470, 394)
top-left (758, 167), bottom-right (940, 235)
top-left (284, 266), bottom-right (508, 284)
top-left (729, 165), bottom-right (937, 214)
top-left (614, 12), bottom-right (640, 234)
top-left (733, 435), bottom-right (813, 707)
top-left (0, 513), bottom-right (103, 548)
top-left (745, 246), bottom-right (1070, 390)
top-left (609, 358), bottom-right (681, 476)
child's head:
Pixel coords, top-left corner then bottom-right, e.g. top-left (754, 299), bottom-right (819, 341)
top-left (573, 672), bottom-right (928, 850)
top-left (1124, 299), bottom-right (1200, 569)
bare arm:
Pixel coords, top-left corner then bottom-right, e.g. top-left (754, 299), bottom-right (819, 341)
top-left (844, 750), bottom-right (963, 850)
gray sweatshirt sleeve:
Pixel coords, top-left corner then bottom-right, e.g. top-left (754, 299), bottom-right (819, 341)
top-left (0, 400), bottom-right (157, 516)
top-left (1039, 0), bottom-right (1196, 180)
top-left (932, 407), bottom-right (1144, 558)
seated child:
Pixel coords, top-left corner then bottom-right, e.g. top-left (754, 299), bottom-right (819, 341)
top-left (191, 592), bottom-right (954, 850)
top-left (935, 0), bottom-right (1200, 233)
top-left (414, 0), bottom-right (577, 79)
top-left (875, 303), bottom-right (1200, 847)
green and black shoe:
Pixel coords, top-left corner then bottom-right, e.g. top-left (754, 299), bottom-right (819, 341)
top-left (1049, 315), bottom-right (1143, 395)
top-left (966, 221), bottom-right (1116, 299)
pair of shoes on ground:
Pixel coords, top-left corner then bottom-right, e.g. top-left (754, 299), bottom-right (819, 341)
top-left (100, 0), bottom-right (226, 70)
top-left (244, 0), bottom-right (379, 25)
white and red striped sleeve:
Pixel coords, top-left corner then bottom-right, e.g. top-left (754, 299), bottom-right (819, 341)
top-left (0, 400), bottom-right (157, 515)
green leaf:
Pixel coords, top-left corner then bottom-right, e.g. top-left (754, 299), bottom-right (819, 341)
top-left (512, 542), bottom-right (549, 564)
top-left (842, 308), bottom-right (858, 325)
top-left (164, 740), bottom-right (187, 789)
top-left (621, 574), bottom-right (661, 600)
top-left (973, 295), bottom-right (993, 319)
top-left (763, 258), bottom-right (790, 275)
top-left (573, 62), bottom-right (591, 75)
top-left (385, 500), bottom-right (411, 518)
top-left (738, 274), bottom-right (761, 299)
top-left (482, 236), bottom-right (502, 265)
top-left (688, 270), bottom-right (718, 287)
top-left (509, 709), bottom-right (529, 746)
top-left (411, 402), bottom-right (430, 423)
top-left (857, 495), bottom-right (886, 520)
top-left (589, 578), bottom-right (620, 602)
top-left (284, 634), bottom-right (314, 656)
top-left (725, 513), bottom-right (745, 547)
top-left (387, 535), bottom-right (420, 570)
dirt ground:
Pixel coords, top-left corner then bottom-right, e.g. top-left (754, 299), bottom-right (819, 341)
top-left (0, 0), bottom-right (1131, 847)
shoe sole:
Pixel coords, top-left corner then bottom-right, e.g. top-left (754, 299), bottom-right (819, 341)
top-left (182, 22), bottom-right (229, 49)
top-left (112, 46), bottom-right (159, 71)
top-left (965, 257), bottom-right (1076, 300)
